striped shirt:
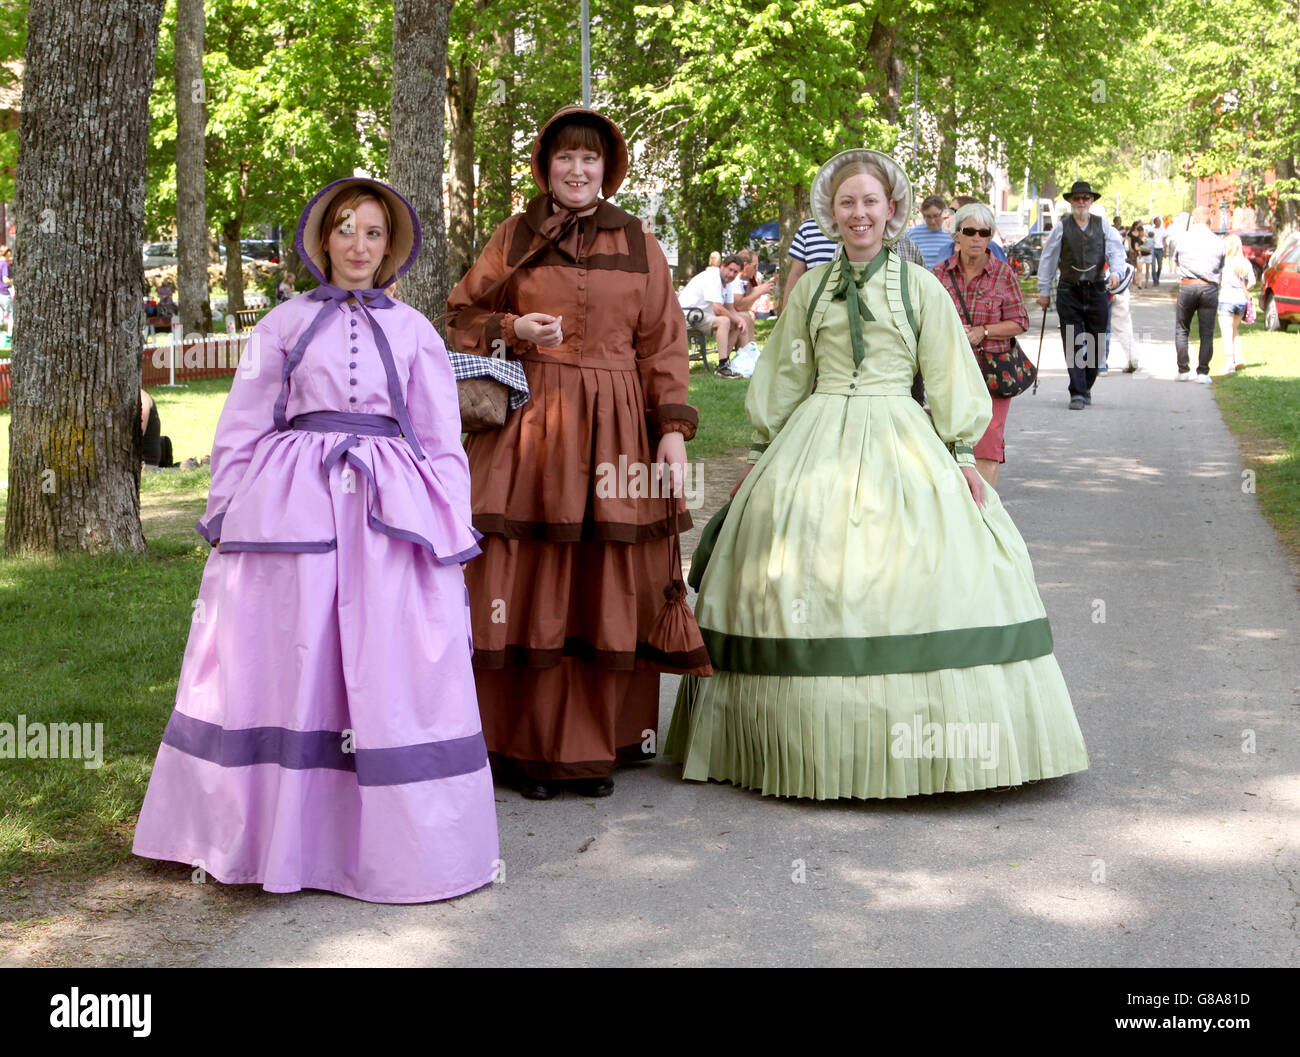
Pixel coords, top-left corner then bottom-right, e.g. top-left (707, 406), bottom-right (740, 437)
top-left (906, 224), bottom-right (955, 269)
top-left (788, 218), bottom-right (837, 266)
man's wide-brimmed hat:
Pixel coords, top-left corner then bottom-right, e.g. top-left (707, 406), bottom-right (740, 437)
top-left (296, 176), bottom-right (422, 289)
top-left (812, 149), bottom-right (913, 245)
top-left (530, 105), bottom-right (629, 199)
top-left (1065, 180), bottom-right (1102, 201)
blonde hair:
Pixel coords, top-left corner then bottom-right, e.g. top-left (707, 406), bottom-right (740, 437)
top-left (320, 188), bottom-right (393, 285)
top-left (1222, 234), bottom-right (1244, 258)
top-left (708, 251), bottom-right (721, 268)
top-left (830, 158), bottom-right (893, 201)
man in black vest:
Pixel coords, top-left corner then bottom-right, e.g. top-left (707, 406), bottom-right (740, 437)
top-left (1035, 181), bottom-right (1129, 409)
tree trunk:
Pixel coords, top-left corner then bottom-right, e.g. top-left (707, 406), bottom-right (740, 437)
top-left (865, 18), bottom-right (898, 126)
top-left (936, 74), bottom-right (958, 199)
top-left (447, 52), bottom-right (478, 284)
top-left (475, 15), bottom-right (515, 248)
top-left (222, 215), bottom-right (244, 312)
top-left (776, 184), bottom-right (808, 286)
top-left (6, 0), bottom-right (164, 555)
top-left (174, 0), bottom-right (211, 336)
top-left (1276, 155), bottom-right (1299, 238)
top-left (390, 0), bottom-right (453, 326)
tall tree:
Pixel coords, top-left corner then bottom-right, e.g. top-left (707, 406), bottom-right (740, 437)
top-left (1149, 0), bottom-right (1300, 236)
top-left (174, 0), bottom-right (210, 335)
top-left (6, 0), bottom-right (166, 554)
top-left (390, 0), bottom-right (453, 324)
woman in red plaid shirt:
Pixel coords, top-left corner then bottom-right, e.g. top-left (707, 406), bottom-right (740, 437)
top-left (932, 202), bottom-right (1030, 489)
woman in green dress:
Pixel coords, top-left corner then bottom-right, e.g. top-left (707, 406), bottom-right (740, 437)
top-left (666, 149), bottom-right (1089, 799)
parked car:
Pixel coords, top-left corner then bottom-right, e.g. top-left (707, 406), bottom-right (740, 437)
top-left (1007, 231), bottom-right (1049, 277)
top-left (1221, 229), bottom-right (1274, 281)
top-left (142, 241), bottom-right (177, 269)
top-left (1259, 235), bottom-right (1300, 332)
top-left (241, 239), bottom-right (281, 263)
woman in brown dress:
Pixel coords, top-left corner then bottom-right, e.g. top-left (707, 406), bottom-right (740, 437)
top-left (447, 106), bottom-right (696, 800)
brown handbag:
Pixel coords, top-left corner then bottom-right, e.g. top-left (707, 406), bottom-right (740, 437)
top-left (458, 376), bottom-right (510, 432)
top-left (636, 496), bottom-right (713, 677)
top-left (451, 228), bottom-right (557, 432)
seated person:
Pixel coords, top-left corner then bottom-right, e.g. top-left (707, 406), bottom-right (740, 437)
top-left (728, 249), bottom-right (776, 344)
top-left (678, 254), bottom-right (745, 371)
top-left (140, 389), bottom-right (174, 470)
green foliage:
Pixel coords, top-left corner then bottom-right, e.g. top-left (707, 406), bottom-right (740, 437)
top-left (147, 0), bottom-right (393, 243)
top-left (1148, 0), bottom-right (1300, 221)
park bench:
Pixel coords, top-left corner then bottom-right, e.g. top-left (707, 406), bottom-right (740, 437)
top-left (683, 307), bottom-right (714, 372)
top-left (233, 309), bottom-right (262, 334)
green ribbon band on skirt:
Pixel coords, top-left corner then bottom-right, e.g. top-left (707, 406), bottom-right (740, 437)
top-left (700, 617), bottom-right (1054, 676)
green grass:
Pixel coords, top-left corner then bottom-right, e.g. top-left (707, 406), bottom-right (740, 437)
top-left (1211, 321), bottom-right (1300, 572)
top-left (0, 338), bottom-right (759, 885)
top-left (0, 473), bottom-right (212, 882)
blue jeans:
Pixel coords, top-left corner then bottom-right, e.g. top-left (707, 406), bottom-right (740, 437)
top-left (1151, 249), bottom-right (1164, 283)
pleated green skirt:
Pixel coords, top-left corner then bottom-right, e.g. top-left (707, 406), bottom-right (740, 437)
top-left (666, 389), bottom-right (1089, 800)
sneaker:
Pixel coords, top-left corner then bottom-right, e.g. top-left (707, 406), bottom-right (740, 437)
top-left (1195, 373), bottom-right (1212, 385)
top-left (716, 364), bottom-right (742, 379)
top-left (1176, 371), bottom-right (1191, 382)
top-left (1083, 393), bottom-right (1092, 405)
top-left (1098, 364), bottom-right (1109, 374)
top-left (1069, 396), bottom-right (1086, 410)
top-left (1218, 364), bottom-right (1236, 376)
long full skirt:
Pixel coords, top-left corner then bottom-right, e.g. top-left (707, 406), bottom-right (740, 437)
top-left (132, 460), bottom-right (499, 903)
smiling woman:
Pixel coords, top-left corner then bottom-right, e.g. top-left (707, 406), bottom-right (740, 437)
top-left (447, 106), bottom-right (697, 801)
top-left (667, 148), bottom-right (1088, 801)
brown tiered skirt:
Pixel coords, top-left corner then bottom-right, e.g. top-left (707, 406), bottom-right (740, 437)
top-left (464, 357), bottom-right (691, 781)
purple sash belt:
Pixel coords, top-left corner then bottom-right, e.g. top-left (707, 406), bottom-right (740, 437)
top-left (292, 411), bottom-right (401, 437)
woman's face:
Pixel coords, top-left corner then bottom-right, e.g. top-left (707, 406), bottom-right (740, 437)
top-left (326, 198), bottom-right (389, 289)
top-left (833, 171), bottom-right (895, 259)
top-left (548, 140), bottom-right (604, 211)
top-left (955, 217), bottom-right (991, 260)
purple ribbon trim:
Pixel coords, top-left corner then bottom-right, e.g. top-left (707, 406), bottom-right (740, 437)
top-left (293, 411), bottom-right (400, 436)
top-left (273, 286), bottom-right (425, 462)
top-left (196, 510), bottom-right (225, 545)
top-left (162, 711), bottom-right (488, 786)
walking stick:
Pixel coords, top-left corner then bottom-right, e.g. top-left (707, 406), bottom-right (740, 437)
top-left (1032, 293), bottom-right (1048, 395)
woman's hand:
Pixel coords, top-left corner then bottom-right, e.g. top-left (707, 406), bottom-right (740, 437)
top-left (515, 313), bottom-right (564, 347)
top-left (961, 465), bottom-right (986, 508)
top-left (655, 432), bottom-right (689, 498)
top-left (964, 324), bottom-right (985, 347)
top-left (729, 463), bottom-right (754, 498)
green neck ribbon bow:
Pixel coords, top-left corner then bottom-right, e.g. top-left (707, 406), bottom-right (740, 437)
top-left (831, 250), bottom-right (889, 368)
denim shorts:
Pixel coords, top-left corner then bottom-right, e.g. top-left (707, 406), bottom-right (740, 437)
top-left (1217, 301), bottom-right (1247, 317)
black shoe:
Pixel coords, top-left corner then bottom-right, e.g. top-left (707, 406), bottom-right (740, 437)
top-left (1082, 393), bottom-right (1092, 405)
top-left (1068, 396), bottom-right (1086, 410)
top-left (568, 777), bottom-right (615, 798)
top-left (519, 779), bottom-right (559, 800)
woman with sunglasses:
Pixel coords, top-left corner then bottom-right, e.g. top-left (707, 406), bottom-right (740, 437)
top-left (932, 203), bottom-right (1029, 489)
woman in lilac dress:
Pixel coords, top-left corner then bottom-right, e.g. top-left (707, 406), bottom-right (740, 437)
top-left (133, 177), bottom-right (499, 903)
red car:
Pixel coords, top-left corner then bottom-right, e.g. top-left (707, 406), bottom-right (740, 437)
top-left (1259, 234), bottom-right (1300, 332)
top-left (1229, 229), bottom-right (1276, 280)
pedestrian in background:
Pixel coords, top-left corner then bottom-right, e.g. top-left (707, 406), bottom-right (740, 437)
top-left (782, 216), bottom-right (837, 309)
top-left (932, 202), bottom-right (1029, 489)
top-left (1035, 181), bottom-right (1127, 410)
top-left (1216, 234), bottom-right (1255, 374)
top-left (1172, 206), bottom-right (1225, 383)
top-left (1150, 217), bottom-right (1166, 285)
